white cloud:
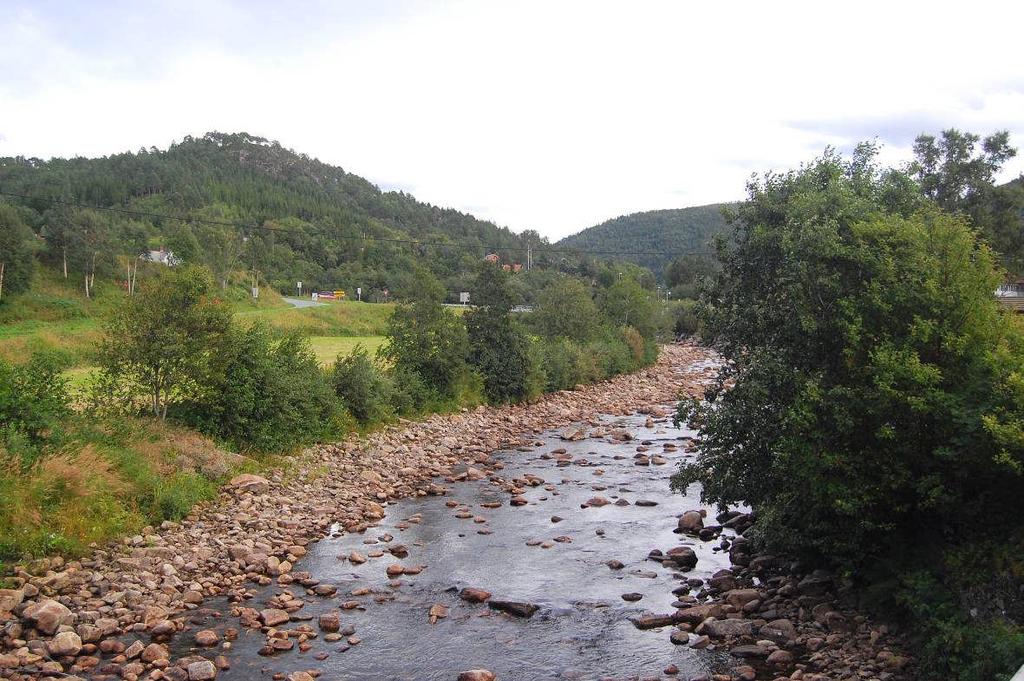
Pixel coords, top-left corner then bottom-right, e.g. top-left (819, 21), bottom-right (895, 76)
top-left (1, 0), bottom-right (1022, 239)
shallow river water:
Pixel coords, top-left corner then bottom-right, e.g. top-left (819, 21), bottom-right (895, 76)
top-left (178, 398), bottom-right (741, 680)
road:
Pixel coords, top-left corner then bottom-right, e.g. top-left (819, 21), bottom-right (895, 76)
top-left (282, 296), bottom-right (325, 309)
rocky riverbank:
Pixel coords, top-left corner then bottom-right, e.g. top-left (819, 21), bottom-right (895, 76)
top-left (0, 343), bottom-right (913, 681)
top-left (0, 344), bottom-right (715, 680)
top-left (641, 509), bottom-right (913, 681)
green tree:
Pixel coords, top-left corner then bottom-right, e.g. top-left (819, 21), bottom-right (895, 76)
top-left (182, 324), bottom-right (340, 452)
top-left (911, 129), bottom-right (1016, 216)
top-left (466, 262), bottom-right (535, 403)
top-left (675, 146), bottom-right (1024, 561)
top-left (0, 203), bottom-right (35, 301)
top-left (597, 274), bottom-right (658, 339)
top-left (0, 353), bottom-right (70, 464)
top-left (97, 265), bottom-right (231, 418)
top-left (531, 276), bottom-right (599, 341)
top-left (380, 267), bottom-right (469, 397)
top-left (332, 345), bottom-right (391, 423)
top-left (67, 209), bottom-right (115, 298)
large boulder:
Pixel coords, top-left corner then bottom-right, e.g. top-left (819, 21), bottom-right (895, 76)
top-left (760, 618), bottom-right (797, 644)
top-left (488, 600), bottom-right (538, 618)
top-left (260, 609), bottom-right (290, 627)
top-left (228, 474), bottom-right (270, 494)
top-left (0, 589), bottom-right (24, 613)
top-left (697, 617), bottom-right (754, 638)
top-left (458, 671), bottom-right (496, 681)
top-left (187, 659), bottom-right (218, 680)
top-left (677, 510), bottom-right (704, 534)
top-left (23, 598), bottom-right (73, 635)
top-left (47, 631), bottom-right (82, 657)
top-left (665, 546), bottom-right (697, 568)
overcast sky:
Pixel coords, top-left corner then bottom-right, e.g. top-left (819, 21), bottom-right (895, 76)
top-left (2, 0), bottom-right (1023, 240)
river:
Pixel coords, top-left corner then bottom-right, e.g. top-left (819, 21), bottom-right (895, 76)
top-left (170, 387), bottom-right (745, 680)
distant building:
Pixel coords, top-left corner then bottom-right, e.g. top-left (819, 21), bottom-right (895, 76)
top-left (484, 253), bottom-right (500, 263)
top-left (146, 247), bottom-right (179, 266)
top-left (996, 278), bottom-right (1024, 312)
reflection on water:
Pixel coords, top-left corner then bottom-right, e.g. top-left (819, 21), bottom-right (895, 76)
top-left (179, 407), bottom-right (739, 681)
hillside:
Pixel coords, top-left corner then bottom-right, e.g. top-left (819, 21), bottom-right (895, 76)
top-left (557, 203), bottom-right (732, 275)
top-left (0, 132), bottom-right (545, 297)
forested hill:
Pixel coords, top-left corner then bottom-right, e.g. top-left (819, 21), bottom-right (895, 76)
top-left (0, 132), bottom-right (546, 296)
top-left (556, 203), bottom-right (733, 275)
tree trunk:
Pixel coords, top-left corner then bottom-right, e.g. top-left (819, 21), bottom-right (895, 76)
top-left (0, 261), bottom-right (5, 300)
top-left (84, 272), bottom-right (90, 298)
top-left (62, 246), bottom-right (67, 279)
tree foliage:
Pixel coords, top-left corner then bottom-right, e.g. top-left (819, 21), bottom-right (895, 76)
top-left (379, 267), bottom-right (469, 399)
top-left (97, 265), bottom-right (231, 418)
top-left (466, 263), bottom-right (535, 403)
top-left (676, 145), bottom-right (1024, 560)
top-left (0, 203), bottom-right (35, 300)
top-left (181, 324), bottom-right (340, 452)
top-left (530, 276), bottom-right (599, 342)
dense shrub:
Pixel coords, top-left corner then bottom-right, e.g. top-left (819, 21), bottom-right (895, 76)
top-left (97, 265), bottom-right (231, 418)
top-left (530, 277), bottom-right (599, 341)
top-left (179, 324), bottom-right (341, 452)
top-left (380, 269), bottom-right (470, 399)
top-left (466, 263), bottom-right (537, 403)
top-left (663, 298), bottom-right (699, 337)
top-left (539, 338), bottom-right (584, 391)
top-left (675, 145), bottom-right (1024, 680)
top-left (332, 345), bottom-right (392, 423)
top-left (0, 353), bottom-right (70, 466)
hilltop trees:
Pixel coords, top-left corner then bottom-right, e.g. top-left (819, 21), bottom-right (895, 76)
top-left (911, 129), bottom-right (1024, 274)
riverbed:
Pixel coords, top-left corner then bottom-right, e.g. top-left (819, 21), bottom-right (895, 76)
top-left (175, 393), bottom-right (743, 680)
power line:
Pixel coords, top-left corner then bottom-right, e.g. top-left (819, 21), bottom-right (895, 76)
top-left (0, 190), bottom-right (717, 260)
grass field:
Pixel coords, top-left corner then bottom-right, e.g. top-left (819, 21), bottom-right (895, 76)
top-left (308, 335), bottom-right (386, 366)
top-left (0, 267), bottom-right (392, 368)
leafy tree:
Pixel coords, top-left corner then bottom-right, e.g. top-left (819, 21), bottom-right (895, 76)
top-left (0, 203), bottom-right (35, 301)
top-left (66, 209), bottom-right (115, 298)
top-left (181, 324), bottom-right (340, 452)
top-left (530, 276), bottom-right (599, 341)
top-left (663, 254), bottom-right (717, 299)
top-left (596, 274), bottom-right (659, 339)
top-left (380, 267), bottom-right (469, 397)
top-left (674, 146), bottom-right (1023, 564)
top-left (910, 129), bottom-right (1016, 216)
top-left (332, 345), bottom-right (391, 423)
top-left (465, 262), bottom-right (535, 403)
top-left (97, 265), bottom-right (231, 418)
top-left (0, 353), bottom-right (69, 463)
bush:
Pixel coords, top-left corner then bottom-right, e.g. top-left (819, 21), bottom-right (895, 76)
top-left (539, 338), bottom-right (584, 391)
top-left (675, 145), bottom-right (1024, 680)
top-left (664, 298), bottom-right (700, 337)
top-left (380, 270), bottom-right (469, 398)
top-left (178, 324), bottom-right (341, 452)
top-left (530, 276), bottom-right (599, 341)
top-left (0, 353), bottom-right (70, 467)
top-left (466, 263), bottom-right (537, 403)
top-left (332, 345), bottom-right (391, 424)
top-left (97, 265), bottom-right (231, 418)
